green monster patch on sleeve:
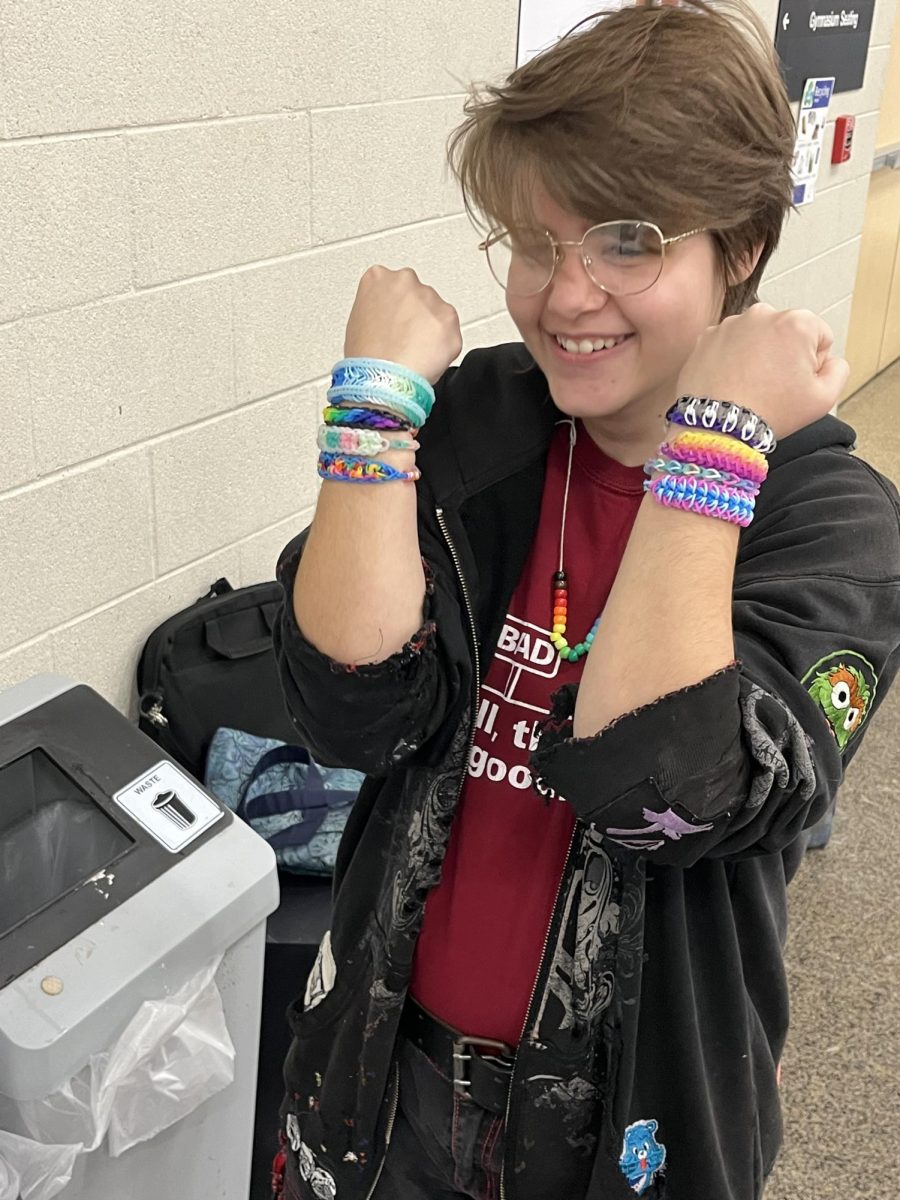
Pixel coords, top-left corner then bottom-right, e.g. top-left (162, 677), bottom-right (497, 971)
top-left (802, 651), bottom-right (878, 752)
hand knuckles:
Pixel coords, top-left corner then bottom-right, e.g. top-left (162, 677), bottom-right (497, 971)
top-left (743, 302), bottom-right (773, 320)
top-left (780, 308), bottom-right (816, 331)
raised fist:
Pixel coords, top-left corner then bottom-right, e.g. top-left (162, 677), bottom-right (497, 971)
top-left (343, 266), bottom-right (463, 386)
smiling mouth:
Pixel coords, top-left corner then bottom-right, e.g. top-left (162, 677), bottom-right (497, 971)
top-left (553, 333), bottom-right (634, 355)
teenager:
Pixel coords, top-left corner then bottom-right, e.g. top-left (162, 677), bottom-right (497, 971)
top-left (272, 4), bottom-right (900, 1197)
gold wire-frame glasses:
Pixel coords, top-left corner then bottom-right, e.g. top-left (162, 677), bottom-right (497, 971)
top-left (479, 220), bottom-right (709, 298)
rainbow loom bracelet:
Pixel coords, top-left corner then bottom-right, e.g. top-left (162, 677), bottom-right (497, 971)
top-left (329, 358), bottom-right (435, 425)
top-left (328, 386), bottom-right (427, 429)
top-left (322, 406), bottom-right (413, 431)
top-left (318, 451), bottom-right (420, 484)
top-left (332, 358), bottom-right (435, 413)
top-left (644, 456), bottom-right (760, 493)
top-left (666, 396), bottom-right (777, 454)
top-left (663, 430), bottom-right (769, 484)
top-left (644, 474), bottom-right (756, 526)
top-left (317, 425), bottom-right (417, 456)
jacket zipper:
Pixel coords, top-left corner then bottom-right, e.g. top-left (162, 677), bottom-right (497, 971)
top-left (435, 507), bottom-right (483, 725)
top-left (363, 1060), bottom-right (400, 1200)
top-left (499, 826), bottom-right (577, 1200)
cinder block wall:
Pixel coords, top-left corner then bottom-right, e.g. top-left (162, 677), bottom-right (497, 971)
top-left (758, 0), bottom-right (899, 339)
top-left (1, 0), bottom-right (896, 714)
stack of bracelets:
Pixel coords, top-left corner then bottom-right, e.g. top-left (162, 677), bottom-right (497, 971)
top-left (317, 358), bottom-right (434, 484)
top-left (643, 396), bottom-right (777, 528)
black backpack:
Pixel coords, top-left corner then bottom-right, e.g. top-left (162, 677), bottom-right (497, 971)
top-left (136, 577), bottom-right (298, 780)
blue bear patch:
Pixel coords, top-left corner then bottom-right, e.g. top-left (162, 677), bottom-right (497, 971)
top-left (619, 1118), bottom-right (666, 1195)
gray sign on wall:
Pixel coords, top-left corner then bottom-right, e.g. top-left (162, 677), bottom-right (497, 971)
top-left (774, 0), bottom-right (874, 100)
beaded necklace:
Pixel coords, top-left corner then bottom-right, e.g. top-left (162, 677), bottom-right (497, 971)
top-left (549, 420), bottom-right (602, 662)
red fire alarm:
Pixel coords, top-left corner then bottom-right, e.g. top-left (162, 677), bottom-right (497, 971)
top-left (833, 115), bottom-right (856, 164)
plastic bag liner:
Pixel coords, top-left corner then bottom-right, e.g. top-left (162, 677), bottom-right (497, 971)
top-left (0, 1132), bottom-right (79, 1200)
top-left (0, 1144), bottom-right (22, 1200)
top-left (0, 957), bottom-right (234, 1199)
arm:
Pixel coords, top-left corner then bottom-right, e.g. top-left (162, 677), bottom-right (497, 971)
top-left (534, 458), bottom-right (900, 864)
top-left (277, 266), bottom-right (469, 774)
top-left (293, 265), bottom-right (461, 665)
top-left (572, 498), bottom-right (738, 738)
top-left (275, 527), bottom-right (471, 777)
top-left (574, 305), bottom-right (848, 739)
top-left (294, 471), bottom-right (425, 665)
top-left (535, 307), bottom-right (900, 864)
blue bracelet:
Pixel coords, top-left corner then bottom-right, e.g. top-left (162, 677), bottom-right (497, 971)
top-left (330, 358), bottom-right (435, 425)
top-left (643, 474), bottom-right (756, 526)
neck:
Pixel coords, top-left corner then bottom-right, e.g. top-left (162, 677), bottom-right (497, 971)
top-left (579, 388), bottom-right (673, 467)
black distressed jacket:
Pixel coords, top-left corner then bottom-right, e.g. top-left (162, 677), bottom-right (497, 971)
top-left (274, 344), bottom-right (900, 1200)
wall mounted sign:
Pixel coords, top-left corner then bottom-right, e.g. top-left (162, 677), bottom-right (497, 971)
top-left (774, 0), bottom-right (874, 100)
top-left (517, 0), bottom-right (623, 67)
top-left (791, 76), bottom-right (835, 205)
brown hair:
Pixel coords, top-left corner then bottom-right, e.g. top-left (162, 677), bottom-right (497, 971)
top-left (448, 0), bottom-right (795, 317)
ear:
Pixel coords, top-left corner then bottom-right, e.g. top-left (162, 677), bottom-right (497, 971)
top-left (729, 242), bottom-right (765, 287)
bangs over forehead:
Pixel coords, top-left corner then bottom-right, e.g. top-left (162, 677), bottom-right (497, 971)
top-left (467, 126), bottom-right (698, 237)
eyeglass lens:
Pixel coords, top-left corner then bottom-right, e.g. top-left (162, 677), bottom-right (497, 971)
top-left (486, 222), bottom-right (665, 297)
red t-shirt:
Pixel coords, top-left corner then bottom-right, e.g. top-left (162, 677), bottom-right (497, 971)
top-left (410, 421), bottom-right (646, 1046)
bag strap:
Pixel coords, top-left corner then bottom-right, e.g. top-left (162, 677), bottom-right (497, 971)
top-left (237, 744), bottom-right (358, 848)
top-left (248, 743), bottom-right (315, 778)
top-left (237, 744), bottom-right (325, 821)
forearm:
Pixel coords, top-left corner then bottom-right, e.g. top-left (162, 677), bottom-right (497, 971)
top-left (294, 469), bottom-right (426, 665)
top-left (573, 494), bottom-right (739, 738)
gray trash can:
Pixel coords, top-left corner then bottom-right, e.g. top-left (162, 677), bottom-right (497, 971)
top-left (0, 675), bottom-right (279, 1200)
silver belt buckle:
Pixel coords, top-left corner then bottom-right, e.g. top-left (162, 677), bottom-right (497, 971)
top-left (451, 1035), bottom-right (514, 1100)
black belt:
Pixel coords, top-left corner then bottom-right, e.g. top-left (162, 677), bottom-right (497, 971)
top-left (399, 998), bottom-right (515, 1115)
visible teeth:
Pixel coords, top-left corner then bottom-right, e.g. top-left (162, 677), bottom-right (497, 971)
top-left (558, 334), bottom-right (626, 354)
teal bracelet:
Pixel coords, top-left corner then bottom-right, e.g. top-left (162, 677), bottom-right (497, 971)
top-left (329, 358), bottom-right (435, 426)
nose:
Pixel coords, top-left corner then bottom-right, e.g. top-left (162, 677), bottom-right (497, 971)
top-left (545, 246), bottom-right (613, 324)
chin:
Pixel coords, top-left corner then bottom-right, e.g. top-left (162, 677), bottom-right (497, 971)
top-left (546, 385), bottom-right (634, 420)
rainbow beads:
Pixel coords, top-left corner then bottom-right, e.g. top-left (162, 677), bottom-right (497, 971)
top-left (549, 570), bottom-right (601, 662)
